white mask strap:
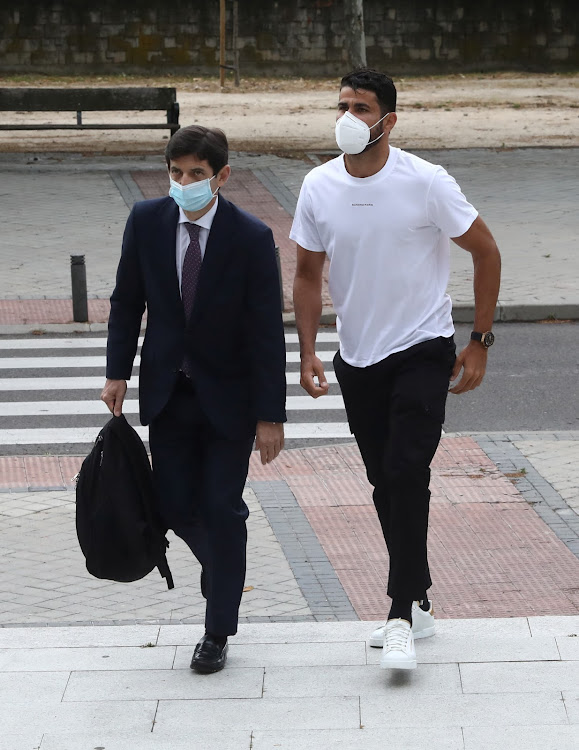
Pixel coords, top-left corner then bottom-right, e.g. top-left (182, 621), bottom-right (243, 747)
top-left (367, 132), bottom-right (385, 146)
top-left (370, 112), bottom-right (389, 129)
top-left (366, 112), bottom-right (389, 147)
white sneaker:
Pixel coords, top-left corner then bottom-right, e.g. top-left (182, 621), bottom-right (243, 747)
top-left (380, 618), bottom-right (416, 670)
top-left (369, 600), bottom-right (435, 648)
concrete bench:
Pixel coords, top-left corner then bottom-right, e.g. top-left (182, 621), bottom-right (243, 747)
top-left (0, 87), bottom-right (180, 134)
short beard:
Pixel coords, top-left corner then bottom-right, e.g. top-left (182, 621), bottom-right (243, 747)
top-left (362, 124), bottom-right (385, 154)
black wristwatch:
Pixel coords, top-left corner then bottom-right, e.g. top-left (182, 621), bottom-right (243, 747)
top-left (471, 330), bottom-right (495, 348)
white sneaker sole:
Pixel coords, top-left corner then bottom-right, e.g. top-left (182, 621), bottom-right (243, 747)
top-left (380, 655), bottom-right (417, 670)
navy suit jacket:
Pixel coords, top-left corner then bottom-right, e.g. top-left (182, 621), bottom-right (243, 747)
top-left (106, 195), bottom-right (287, 440)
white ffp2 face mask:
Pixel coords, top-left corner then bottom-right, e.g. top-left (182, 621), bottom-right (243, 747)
top-left (335, 110), bottom-right (389, 155)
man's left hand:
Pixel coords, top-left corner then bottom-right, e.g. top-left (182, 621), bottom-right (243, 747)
top-left (255, 421), bottom-right (284, 464)
top-left (449, 342), bottom-right (488, 395)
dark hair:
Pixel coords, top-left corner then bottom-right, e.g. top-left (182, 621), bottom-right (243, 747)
top-left (340, 68), bottom-right (397, 113)
top-left (165, 125), bottom-right (228, 174)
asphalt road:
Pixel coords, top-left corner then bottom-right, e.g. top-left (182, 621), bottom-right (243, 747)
top-left (290, 321), bottom-right (579, 438)
top-left (445, 321), bottom-right (579, 433)
top-left (0, 322), bottom-right (576, 457)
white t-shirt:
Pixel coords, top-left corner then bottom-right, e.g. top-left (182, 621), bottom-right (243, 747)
top-left (290, 147), bottom-right (478, 367)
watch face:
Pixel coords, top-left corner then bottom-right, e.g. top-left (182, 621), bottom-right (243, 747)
top-left (483, 331), bottom-right (495, 347)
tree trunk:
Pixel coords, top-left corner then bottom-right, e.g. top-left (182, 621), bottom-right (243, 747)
top-left (344, 0), bottom-right (367, 69)
top-left (219, 0), bottom-right (226, 87)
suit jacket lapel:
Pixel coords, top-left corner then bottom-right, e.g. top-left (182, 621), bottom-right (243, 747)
top-left (156, 198), bottom-right (183, 319)
top-left (189, 198), bottom-right (233, 322)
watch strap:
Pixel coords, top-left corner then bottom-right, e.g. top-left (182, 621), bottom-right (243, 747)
top-left (471, 330), bottom-right (495, 348)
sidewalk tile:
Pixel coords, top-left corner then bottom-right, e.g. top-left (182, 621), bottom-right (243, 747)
top-left (463, 726), bottom-right (579, 750)
top-left (252, 727), bottom-right (464, 750)
top-left (0, 625), bottom-right (160, 649)
top-left (174, 641), bottom-right (366, 669)
top-left (0, 671), bottom-right (69, 703)
top-left (0, 645), bottom-right (176, 672)
top-left (22, 457), bottom-right (64, 489)
top-left (0, 457), bottom-right (26, 488)
top-left (434, 617), bottom-right (531, 638)
top-left (528, 615), bottom-right (579, 637)
top-left (562, 692), bottom-right (579, 723)
top-left (360, 692), bottom-right (567, 727)
top-left (460, 660), bottom-right (579, 693)
top-left (40, 731), bottom-right (252, 750)
top-left (0, 735), bottom-right (44, 750)
top-left (63, 667), bottom-right (264, 702)
top-left (365, 635), bottom-right (559, 665)
top-left (154, 696), bottom-right (360, 731)
top-left (158, 621), bottom-right (381, 646)
top-left (0, 299), bottom-right (110, 325)
top-left (262, 663), bottom-right (461, 697)
top-left (2, 700), bottom-right (157, 736)
top-left (557, 636), bottom-right (579, 661)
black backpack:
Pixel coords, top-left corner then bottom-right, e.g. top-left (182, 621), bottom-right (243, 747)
top-left (75, 414), bottom-right (174, 590)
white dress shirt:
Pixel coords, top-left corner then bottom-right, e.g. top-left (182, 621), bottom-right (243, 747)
top-left (176, 196), bottom-right (219, 294)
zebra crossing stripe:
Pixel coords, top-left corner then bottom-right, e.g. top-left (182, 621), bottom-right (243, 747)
top-left (0, 371), bottom-right (339, 391)
top-left (0, 422), bottom-right (352, 445)
top-left (0, 350), bottom-right (337, 369)
top-left (0, 331), bottom-right (339, 350)
top-left (0, 356), bottom-right (136, 369)
top-left (0, 334), bottom-right (350, 447)
top-left (0, 395), bottom-right (345, 416)
top-left (0, 377), bottom-right (125, 391)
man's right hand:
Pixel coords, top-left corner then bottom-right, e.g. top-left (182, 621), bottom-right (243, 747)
top-left (101, 379), bottom-right (127, 417)
top-left (300, 355), bottom-right (329, 398)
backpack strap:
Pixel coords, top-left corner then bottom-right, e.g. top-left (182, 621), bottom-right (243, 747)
top-left (111, 415), bottom-right (176, 590)
top-left (157, 548), bottom-right (175, 590)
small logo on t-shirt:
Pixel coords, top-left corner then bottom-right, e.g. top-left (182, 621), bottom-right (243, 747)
top-left (352, 203), bottom-right (374, 206)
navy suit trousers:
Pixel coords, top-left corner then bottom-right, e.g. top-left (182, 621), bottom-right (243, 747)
top-left (148, 375), bottom-right (254, 636)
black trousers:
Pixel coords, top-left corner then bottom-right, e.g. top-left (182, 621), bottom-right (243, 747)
top-left (334, 336), bottom-right (456, 600)
top-left (148, 375), bottom-right (254, 636)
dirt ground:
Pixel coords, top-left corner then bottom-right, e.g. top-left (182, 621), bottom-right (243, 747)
top-left (0, 72), bottom-right (577, 154)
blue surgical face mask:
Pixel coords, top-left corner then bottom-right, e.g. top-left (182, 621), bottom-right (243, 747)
top-left (169, 175), bottom-right (218, 212)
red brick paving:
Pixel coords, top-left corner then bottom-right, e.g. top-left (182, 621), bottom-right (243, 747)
top-left (0, 299), bottom-right (110, 325)
top-left (0, 455), bottom-right (81, 489)
top-left (247, 436), bottom-right (579, 620)
top-left (2, 437), bottom-right (579, 620)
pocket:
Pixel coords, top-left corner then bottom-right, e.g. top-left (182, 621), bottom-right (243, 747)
top-left (443, 336), bottom-right (457, 373)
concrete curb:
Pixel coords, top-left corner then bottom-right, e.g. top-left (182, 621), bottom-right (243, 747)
top-left (0, 301), bottom-right (578, 335)
top-left (281, 302), bottom-right (579, 328)
top-left (0, 322), bottom-right (110, 335)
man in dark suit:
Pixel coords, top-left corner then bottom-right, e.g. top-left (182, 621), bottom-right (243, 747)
top-left (101, 125), bottom-right (286, 674)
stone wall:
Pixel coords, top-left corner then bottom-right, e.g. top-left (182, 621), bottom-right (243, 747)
top-left (1, 0), bottom-right (577, 75)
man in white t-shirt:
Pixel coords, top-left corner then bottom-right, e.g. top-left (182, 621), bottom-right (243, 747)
top-left (291, 68), bottom-right (501, 671)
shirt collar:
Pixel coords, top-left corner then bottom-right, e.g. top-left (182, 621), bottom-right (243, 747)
top-left (178, 195), bottom-right (219, 230)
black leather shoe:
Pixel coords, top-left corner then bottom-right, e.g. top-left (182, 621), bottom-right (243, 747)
top-left (190, 634), bottom-right (228, 674)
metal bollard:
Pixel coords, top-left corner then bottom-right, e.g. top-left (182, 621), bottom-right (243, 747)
top-left (274, 245), bottom-right (285, 312)
top-left (70, 255), bottom-right (89, 323)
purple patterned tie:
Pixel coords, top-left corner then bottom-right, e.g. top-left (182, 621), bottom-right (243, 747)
top-left (181, 223), bottom-right (202, 378)
top-left (181, 223), bottom-right (202, 321)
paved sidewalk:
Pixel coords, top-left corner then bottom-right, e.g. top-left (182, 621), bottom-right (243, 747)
top-left (0, 147), bottom-right (578, 331)
top-left (0, 433), bottom-right (579, 749)
top-left (2, 617), bottom-right (579, 750)
top-left (1, 434), bottom-right (579, 627)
